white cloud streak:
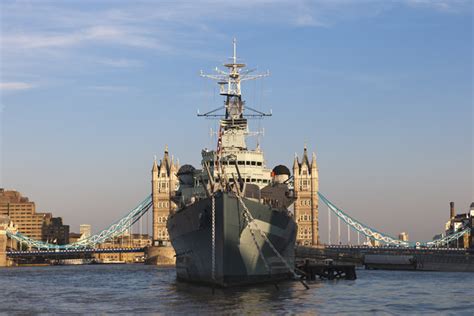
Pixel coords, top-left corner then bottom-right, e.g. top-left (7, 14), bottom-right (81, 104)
top-left (0, 82), bottom-right (34, 91)
top-left (403, 0), bottom-right (471, 13)
top-left (0, 0), bottom-right (470, 94)
top-left (88, 85), bottom-right (131, 92)
top-left (94, 58), bottom-right (143, 68)
top-left (1, 1), bottom-right (469, 53)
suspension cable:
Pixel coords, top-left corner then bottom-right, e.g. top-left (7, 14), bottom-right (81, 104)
top-left (347, 224), bottom-right (350, 244)
top-left (328, 205), bottom-right (331, 244)
top-left (337, 217), bottom-right (341, 245)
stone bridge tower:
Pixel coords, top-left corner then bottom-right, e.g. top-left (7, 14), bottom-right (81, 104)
top-left (293, 146), bottom-right (319, 246)
top-left (151, 146), bottom-right (178, 245)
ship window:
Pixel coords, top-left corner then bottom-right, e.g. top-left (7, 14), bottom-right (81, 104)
top-left (246, 161), bottom-right (250, 165)
top-left (257, 162), bottom-right (262, 166)
top-left (263, 179), bottom-right (268, 183)
top-left (238, 161), bottom-right (244, 165)
top-left (251, 178), bottom-right (256, 182)
top-left (209, 161), bottom-right (214, 166)
top-left (251, 161), bottom-right (256, 166)
top-left (229, 161), bottom-right (236, 165)
top-left (246, 179), bottom-right (250, 182)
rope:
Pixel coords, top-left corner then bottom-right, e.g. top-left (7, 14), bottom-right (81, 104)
top-left (235, 194), bottom-right (309, 289)
top-left (241, 205), bottom-right (271, 274)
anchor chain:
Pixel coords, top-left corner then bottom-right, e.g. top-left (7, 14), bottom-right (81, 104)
top-left (211, 195), bottom-right (216, 281)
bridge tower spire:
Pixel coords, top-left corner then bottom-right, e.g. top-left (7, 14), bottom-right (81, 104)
top-left (293, 146), bottom-right (319, 246)
top-left (151, 156), bottom-right (159, 242)
top-left (310, 151), bottom-right (319, 245)
top-left (151, 147), bottom-right (178, 245)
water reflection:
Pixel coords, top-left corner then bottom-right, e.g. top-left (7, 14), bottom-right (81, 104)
top-left (0, 265), bottom-right (472, 314)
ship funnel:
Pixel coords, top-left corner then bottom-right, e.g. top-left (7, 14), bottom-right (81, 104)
top-left (450, 202), bottom-right (455, 219)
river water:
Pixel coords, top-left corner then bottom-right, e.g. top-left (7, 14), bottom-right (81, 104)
top-left (0, 265), bottom-right (472, 315)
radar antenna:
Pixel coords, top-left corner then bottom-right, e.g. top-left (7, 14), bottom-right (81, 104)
top-left (199, 38), bottom-right (271, 120)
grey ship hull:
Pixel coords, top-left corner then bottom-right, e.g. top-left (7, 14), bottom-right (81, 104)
top-left (167, 191), bottom-right (297, 287)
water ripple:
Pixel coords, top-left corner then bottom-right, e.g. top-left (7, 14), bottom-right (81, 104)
top-left (0, 265), bottom-right (472, 315)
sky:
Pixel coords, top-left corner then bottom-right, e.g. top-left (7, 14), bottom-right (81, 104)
top-left (0, 0), bottom-right (472, 242)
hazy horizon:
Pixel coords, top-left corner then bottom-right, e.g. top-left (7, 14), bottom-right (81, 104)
top-left (1, 0), bottom-right (472, 242)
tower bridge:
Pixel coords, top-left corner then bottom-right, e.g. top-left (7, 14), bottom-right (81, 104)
top-left (1, 148), bottom-right (472, 266)
top-left (1, 171), bottom-right (471, 267)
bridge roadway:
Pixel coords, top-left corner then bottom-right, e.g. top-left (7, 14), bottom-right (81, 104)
top-left (7, 247), bottom-right (145, 258)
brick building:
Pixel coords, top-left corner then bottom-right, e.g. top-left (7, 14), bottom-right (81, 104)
top-left (0, 189), bottom-right (69, 243)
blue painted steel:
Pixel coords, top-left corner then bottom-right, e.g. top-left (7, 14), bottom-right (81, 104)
top-left (7, 247), bottom-right (145, 257)
top-left (318, 192), bottom-right (471, 248)
top-left (5, 191), bottom-right (469, 250)
top-left (5, 195), bottom-right (152, 250)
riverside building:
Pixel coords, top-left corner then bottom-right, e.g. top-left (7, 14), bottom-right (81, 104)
top-left (0, 189), bottom-right (69, 244)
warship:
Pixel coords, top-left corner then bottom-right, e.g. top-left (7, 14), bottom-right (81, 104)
top-left (167, 40), bottom-right (298, 287)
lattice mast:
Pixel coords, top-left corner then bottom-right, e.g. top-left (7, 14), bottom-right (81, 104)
top-left (199, 38), bottom-right (270, 173)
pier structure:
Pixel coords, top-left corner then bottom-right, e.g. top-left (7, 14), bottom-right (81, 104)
top-left (471, 203), bottom-right (474, 248)
top-left (0, 216), bottom-right (18, 267)
top-left (0, 217), bottom-right (7, 266)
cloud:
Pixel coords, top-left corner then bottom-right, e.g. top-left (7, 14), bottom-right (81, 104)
top-left (403, 0), bottom-right (471, 13)
top-left (1, 0), bottom-right (470, 95)
top-left (94, 58), bottom-right (144, 68)
top-left (294, 13), bottom-right (328, 27)
top-left (1, 25), bottom-right (164, 50)
top-left (88, 85), bottom-right (131, 92)
top-left (2, 1), bottom-right (469, 53)
top-left (0, 82), bottom-right (34, 91)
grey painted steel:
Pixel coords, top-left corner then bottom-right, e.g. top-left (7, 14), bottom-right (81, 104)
top-left (167, 191), bottom-right (296, 287)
